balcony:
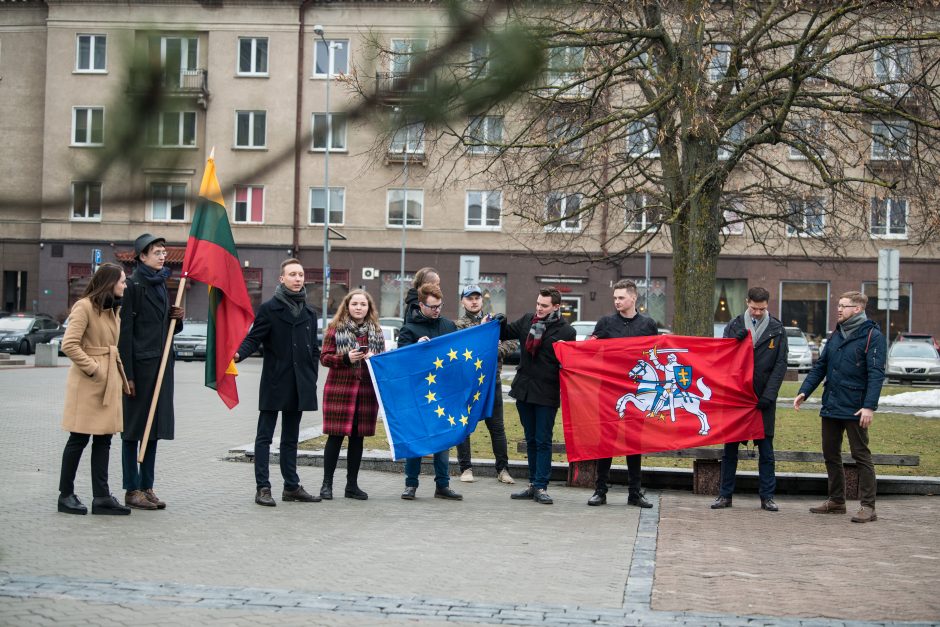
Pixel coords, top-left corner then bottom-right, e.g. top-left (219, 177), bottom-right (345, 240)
top-left (127, 68), bottom-right (210, 109)
top-left (375, 72), bottom-right (430, 102)
top-left (385, 149), bottom-right (426, 166)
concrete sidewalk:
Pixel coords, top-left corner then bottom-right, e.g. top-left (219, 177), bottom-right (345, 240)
top-left (1, 361), bottom-right (937, 625)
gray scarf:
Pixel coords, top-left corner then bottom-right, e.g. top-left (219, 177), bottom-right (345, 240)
top-left (274, 284), bottom-right (307, 318)
top-left (333, 318), bottom-right (385, 357)
top-left (839, 311), bottom-right (868, 339)
top-left (744, 313), bottom-right (770, 347)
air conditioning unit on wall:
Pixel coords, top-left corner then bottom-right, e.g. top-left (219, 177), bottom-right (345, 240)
top-left (362, 267), bottom-right (378, 280)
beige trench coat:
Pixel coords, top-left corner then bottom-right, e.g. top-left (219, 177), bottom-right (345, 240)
top-left (61, 298), bottom-right (130, 435)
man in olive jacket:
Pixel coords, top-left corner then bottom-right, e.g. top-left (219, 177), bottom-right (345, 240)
top-left (236, 259), bottom-right (321, 507)
top-left (712, 286), bottom-right (788, 512)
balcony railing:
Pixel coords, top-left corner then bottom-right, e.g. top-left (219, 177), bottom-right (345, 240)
top-left (375, 72), bottom-right (430, 101)
top-left (385, 149), bottom-right (426, 165)
top-left (127, 68), bottom-right (210, 109)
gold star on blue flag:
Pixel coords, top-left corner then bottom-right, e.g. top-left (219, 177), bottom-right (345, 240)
top-left (366, 321), bottom-right (501, 460)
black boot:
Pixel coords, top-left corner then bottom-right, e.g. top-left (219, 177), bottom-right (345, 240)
top-left (320, 479), bottom-right (333, 500)
top-left (92, 495), bottom-right (131, 515)
top-left (344, 485), bottom-right (368, 500)
top-left (58, 493), bottom-right (87, 515)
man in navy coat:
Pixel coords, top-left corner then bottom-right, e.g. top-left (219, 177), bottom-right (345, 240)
top-left (236, 259), bottom-right (321, 507)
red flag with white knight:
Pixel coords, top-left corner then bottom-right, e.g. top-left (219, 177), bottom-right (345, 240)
top-left (555, 335), bottom-right (763, 462)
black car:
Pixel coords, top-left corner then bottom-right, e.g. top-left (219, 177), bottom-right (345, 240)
top-left (173, 320), bottom-right (208, 361)
top-left (0, 314), bottom-right (64, 355)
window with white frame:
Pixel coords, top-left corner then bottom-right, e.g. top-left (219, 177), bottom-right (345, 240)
top-left (708, 43), bottom-right (731, 82)
top-left (467, 115), bottom-right (502, 154)
top-left (466, 190), bottom-right (501, 229)
top-left (313, 38), bottom-right (348, 77)
top-left (870, 197), bottom-right (907, 237)
top-left (72, 107), bottom-right (104, 146)
top-left (309, 187), bottom-right (345, 225)
top-left (796, 41), bottom-right (831, 84)
top-left (469, 40), bottom-right (490, 77)
top-left (390, 39), bottom-right (428, 90)
top-left (545, 192), bottom-right (582, 232)
top-left (786, 197), bottom-right (825, 236)
top-left (718, 121), bottom-right (745, 160)
top-left (720, 199), bottom-right (745, 235)
top-left (155, 36), bottom-right (199, 88)
top-left (233, 185), bottom-right (264, 224)
top-left (71, 182), bottom-right (102, 220)
top-left (76, 34), bottom-right (106, 72)
top-left (387, 188), bottom-right (424, 227)
top-left (146, 111), bottom-right (196, 147)
top-left (390, 122), bottom-right (425, 154)
top-left (548, 116), bottom-right (584, 159)
top-left (871, 121), bottom-right (910, 160)
top-left (235, 110), bottom-right (266, 148)
top-left (874, 45), bottom-right (912, 94)
top-left (150, 183), bottom-right (186, 221)
top-left (237, 37), bottom-right (268, 76)
top-left (627, 117), bottom-right (659, 157)
top-left (311, 113), bottom-right (347, 151)
top-left (788, 118), bottom-right (826, 160)
top-left (624, 193), bottom-right (661, 232)
top-left (546, 45), bottom-right (585, 90)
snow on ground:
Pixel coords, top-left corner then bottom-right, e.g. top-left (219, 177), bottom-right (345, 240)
top-left (879, 388), bottom-right (940, 407)
top-left (916, 409), bottom-right (940, 418)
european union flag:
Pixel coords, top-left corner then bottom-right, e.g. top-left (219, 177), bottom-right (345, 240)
top-left (366, 321), bottom-right (500, 460)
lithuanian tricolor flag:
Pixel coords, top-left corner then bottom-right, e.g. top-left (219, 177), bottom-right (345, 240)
top-left (182, 153), bottom-right (255, 409)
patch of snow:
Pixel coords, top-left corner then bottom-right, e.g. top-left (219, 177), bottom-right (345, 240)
top-left (879, 389), bottom-right (940, 407)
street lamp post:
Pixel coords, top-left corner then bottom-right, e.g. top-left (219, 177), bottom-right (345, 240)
top-left (396, 108), bottom-right (409, 318)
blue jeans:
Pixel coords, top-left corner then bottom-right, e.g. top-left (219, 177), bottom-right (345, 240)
top-left (457, 392), bottom-right (509, 473)
top-left (255, 410), bottom-right (302, 491)
top-left (719, 437), bottom-right (776, 499)
top-left (122, 438), bottom-right (157, 491)
top-left (516, 400), bottom-right (557, 490)
top-left (405, 450), bottom-right (450, 488)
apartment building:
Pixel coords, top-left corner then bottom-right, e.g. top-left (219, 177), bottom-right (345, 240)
top-left (1, 0), bottom-right (938, 342)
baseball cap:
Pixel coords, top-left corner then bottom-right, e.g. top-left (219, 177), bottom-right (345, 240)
top-left (461, 284), bottom-right (483, 298)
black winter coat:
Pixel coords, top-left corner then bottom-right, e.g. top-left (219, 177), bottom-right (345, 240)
top-left (237, 297), bottom-right (320, 412)
top-left (118, 269), bottom-right (182, 441)
top-left (591, 312), bottom-right (658, 340)
top-left (724, 314), bottom-right (788, 437)
top-left (501, 314), bottom-right (576, 407)
top-left (398, 311), bottom-right (458, 347)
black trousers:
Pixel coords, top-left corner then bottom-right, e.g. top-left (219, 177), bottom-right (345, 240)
top-left (254, 410), bottom-right (302, 491)
top-left (59, 432), bottom-right (112, 497)
top-left (594, 454), bottom-right (643, 496)
top-left (322, 409), bottom-right (364, 488)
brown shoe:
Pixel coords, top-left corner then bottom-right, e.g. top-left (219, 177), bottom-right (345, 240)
top-left (125, 490), bottom-right (157, 510)
top-left (142, 489), bottom-right (166, 509)
top-left (255, 487), bottom-right (276, 507)
top-left (282, 485), bottom-right (321, 503)
top-left (851, 505), bottom-right (877, 523)
top-left (809, 499), bottom-right (846, 514)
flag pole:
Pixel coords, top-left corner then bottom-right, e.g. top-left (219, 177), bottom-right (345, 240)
top-left (138, 276), bottom-right (187, 463)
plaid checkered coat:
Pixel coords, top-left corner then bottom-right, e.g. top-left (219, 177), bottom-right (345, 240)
top-left (319, 326), bottom-right (382, 437)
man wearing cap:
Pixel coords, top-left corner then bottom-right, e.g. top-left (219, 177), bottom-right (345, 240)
top-left (118, 234), bottom-right (184, 510)
top-left (454, 284), bottom-right (516, 485)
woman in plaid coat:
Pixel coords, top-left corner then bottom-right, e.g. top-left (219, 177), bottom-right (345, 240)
top-left (319, 289), bottom-right (386, 501)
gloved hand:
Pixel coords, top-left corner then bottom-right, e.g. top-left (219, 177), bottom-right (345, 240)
top-left (491, 312), bottom-right (506, 323)
top-left (756, 397), bottom-right (772, 410)
top-left (734, 328), bottom-right (749, 341)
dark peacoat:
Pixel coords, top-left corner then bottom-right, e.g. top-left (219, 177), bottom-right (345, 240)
top-left (119, 269), bottom-right (182, 441)
top-left (319, 326), bottom-right (383, 437)
top-left (724, 314), bottom-right (788, 437)
top-left (237, 297), bottom-right (320, 412)
top-left (500, 313), bottom-right (576, 408)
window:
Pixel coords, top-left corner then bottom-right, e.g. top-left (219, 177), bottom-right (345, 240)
top-left (718, 121), bottom-right (745, 160)
top-left (146, 111), bottom-right (196, 147)
top-left (780, 281), bottom-right (829, 336)
top-left (469, 40), bottom-right (490, 77)
top-left (71, 182), bottom-right (102, 220)
top-left (708, 43), bottom-right (731, 83)
top-left (627, 117), bottom-right (659, 157)
top-left (796, 41), bottom-right (831, 84)
top-left (390, 39), bottom-right (428, 90)
top-left (309, 187), bottom-right (345, 225)
top-left (788, 118), bottom-right (826, 160)
top-left (545, 192), bottom-right (582, 232)
top-left (467, 115), bottom-right (503, 154)
top-left (390, 122), bottom-right (425, 154)
top-left (466, 191), bottom-right (501, 229)
top-left (387, 189), bottom-right (424, 227)
top-left (547, 45), bottom-right (585, 91)
top-left (76, 34), bottom-right (106, 72)
top-left (624, 193), bottom-right (661, 232)
top-left (235, 111), bottom-right (266, 148)
top-left (155, 36), bottom-right (199, 88)
top-left (151, 183), bottom-right (186, 221)
top-left (548, 116), bottom-right (584, 159)
top-left (233, 185), bottom-right (264, 224)
top-left (786, 197), bottom-right (825, 236)
top-left (870, 197), bottom-right (907, 238)
top-left (314, 38), bottom-right (348, 77)
top-left (874, 45), bottom-right (912, 94)
top-left (720, 198), bottom-right (744, 235)
top-left (237, 37), bottom-right (268, 76)
top-left (871, 121), bottom-right (910, 160)
top-left (72, 107), bottom-right (104, 146)
top-left (311, 113), bottom-right (347, 151)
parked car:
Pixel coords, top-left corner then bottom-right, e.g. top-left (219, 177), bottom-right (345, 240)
top-left (381, 325), bottom-right (399, 352)
top-left (886, 341), bottom-right (940, 384)
top-left (0, 314), bottom-right (63, 355)
top-left (895, 332), bottom-right (940, 351)
top-left (785, 326), bottom-right (813, 372)
top-left (657, 327), bottom-right (671, 335)
top-left (379, 316), bottom-right (404, 330)
top-left (50, 316), bottom-right (70, 355)
top-left (571, 320), bottom-right (597, 341)
top-left (173, 320), bottom-right (208, 361)
top-left (713, 322), bottom-right (727, 338)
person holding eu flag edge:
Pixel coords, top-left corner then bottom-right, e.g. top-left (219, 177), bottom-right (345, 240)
top-left (397, 283), bottom-right (463, 501)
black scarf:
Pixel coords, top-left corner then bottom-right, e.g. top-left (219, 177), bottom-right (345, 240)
top-left (137, 264), bottom-right (171, 308)
top-left (103, 295), bottom-right (123, 311)
top-left (274, 284), bottom-right (308, 318)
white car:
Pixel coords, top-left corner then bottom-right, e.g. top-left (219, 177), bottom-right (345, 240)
top-left (886, 342), bottom-right (940, 384)
top-left (785, 326), bottom-right (813, 372)
top-left (381, 325), bottom-right (399, 352)
top-left (571, 320), bottom-right (597, 341)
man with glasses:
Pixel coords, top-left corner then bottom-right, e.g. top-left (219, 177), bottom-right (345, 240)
top-left (794, 291), bottom-right (886, 523)
top-left (397, 283), bottom-right (463, 501)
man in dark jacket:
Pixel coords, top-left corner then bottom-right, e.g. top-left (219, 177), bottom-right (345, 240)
top-left (587, 279), bottom-right (659, 508)
top-left (711, 286), bottom-right (788, 512)
top-left (119, 233), bottom-right (184, 511)
top-left (500, 287), bottom-right (576, 505)
top-left (398, 283), bottom-right (463, 501)
top-left (235, 259), bottom-right (321, 507)
top-left (795, 290), bottom-right (886, 523)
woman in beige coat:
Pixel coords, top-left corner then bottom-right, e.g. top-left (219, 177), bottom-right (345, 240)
top-left (58, 263), bottom-right (132, 515)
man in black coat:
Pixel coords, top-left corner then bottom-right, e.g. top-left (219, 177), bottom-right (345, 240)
top-left (712, 286), bottom-right (788, 512)
top-left (236, 259), bottom-right (321, 507)
top-left (587, 279), bottom-right (659, 508)
top-left (500, 287), bottom-right (576, 505)
top-left (119, 233), bottom-right (184, 511)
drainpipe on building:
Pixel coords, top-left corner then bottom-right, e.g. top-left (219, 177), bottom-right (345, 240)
top-left (293, 0), bottom-right (316, 257)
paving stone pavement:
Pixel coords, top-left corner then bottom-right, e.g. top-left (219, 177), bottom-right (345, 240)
top-left (1, 361), bottom-right (937, 626)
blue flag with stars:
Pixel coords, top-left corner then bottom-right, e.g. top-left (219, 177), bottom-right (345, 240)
top-left (366, 321), bottom-right (500, 460)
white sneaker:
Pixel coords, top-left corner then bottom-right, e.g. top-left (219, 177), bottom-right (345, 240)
top-left (459, 469), bottom-right (475, 483)
top-left (497, 469), bottom-right (515, 484)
